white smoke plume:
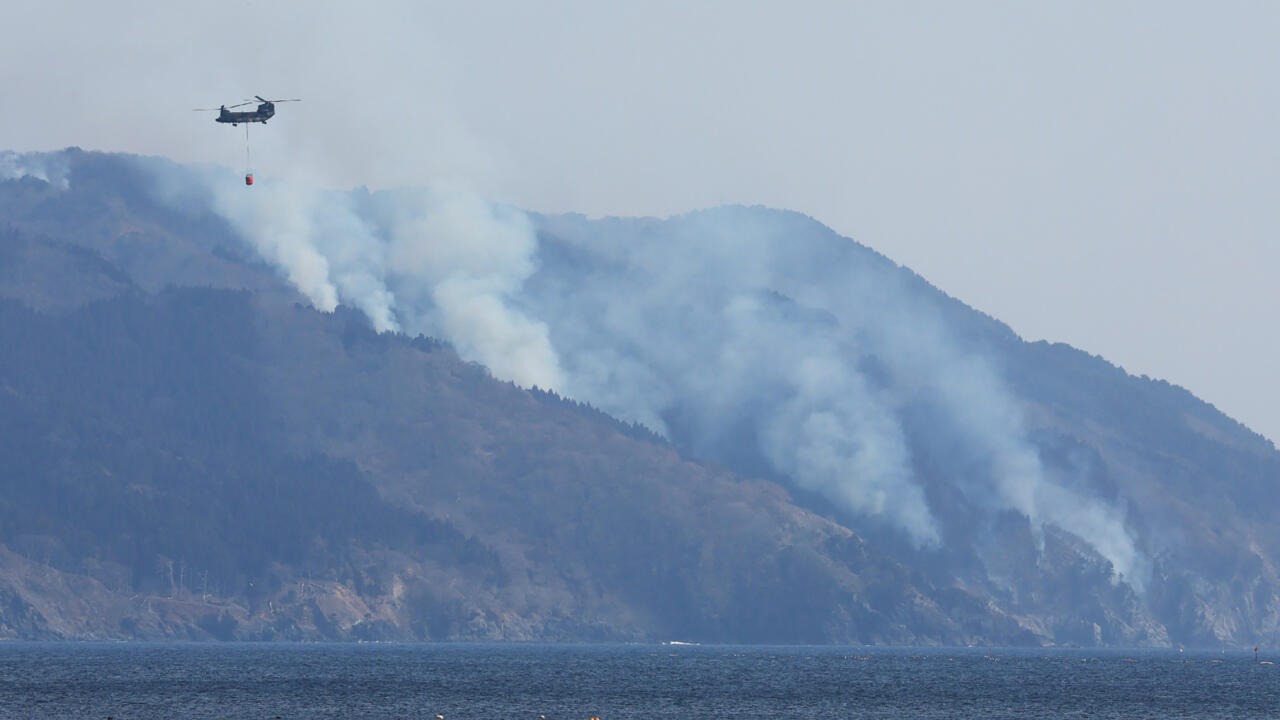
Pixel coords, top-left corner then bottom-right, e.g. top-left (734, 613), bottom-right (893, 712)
top-left (0, 151), bottom-right (69, 188)
top-left (140, 160), bottom-right (1146, 587)
top-left (528, 207), bottom-right (1145, 585)
top-left (174, 167), bottom-right (564, 391)
top-left (378, 188), bottom-right (565, 390)
top-left (888, 315), bottom-right (1148, 588)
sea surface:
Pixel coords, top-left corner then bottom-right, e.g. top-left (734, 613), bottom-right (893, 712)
top-left (0, 642), bottom-right (1277, 719)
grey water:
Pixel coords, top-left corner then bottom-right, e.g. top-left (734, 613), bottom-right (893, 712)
top-left (0, 643), bottom-right (1277, 719)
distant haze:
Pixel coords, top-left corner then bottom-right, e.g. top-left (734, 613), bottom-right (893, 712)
top-left (5, 2), bottom-right (1279, 441)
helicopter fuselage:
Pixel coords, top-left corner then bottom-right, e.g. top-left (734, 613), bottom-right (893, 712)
top-left (215, 103), bottom-right (275, 125)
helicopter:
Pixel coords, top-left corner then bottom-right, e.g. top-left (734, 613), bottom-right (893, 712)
top-left (194, 96), bottom-right (301, 126)
top-left (195, 95), bottom-right (300, 185)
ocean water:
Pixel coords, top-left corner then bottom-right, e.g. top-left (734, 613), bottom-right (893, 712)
top-left (0, 643), bottom-right (1277, 719)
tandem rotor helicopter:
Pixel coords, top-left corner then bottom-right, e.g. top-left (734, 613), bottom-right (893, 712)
top-left (193, 95), bottom-right (300, 185)
top-left (194, 96), bottom-right (301, 126)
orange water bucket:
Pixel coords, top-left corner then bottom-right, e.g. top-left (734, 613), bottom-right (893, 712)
top-left (245, 173), bottom-right (254, 186)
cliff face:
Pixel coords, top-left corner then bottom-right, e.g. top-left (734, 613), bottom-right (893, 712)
top-left (0, 149), bottom-right (1277, 647)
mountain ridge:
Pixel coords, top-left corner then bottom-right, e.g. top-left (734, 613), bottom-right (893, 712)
top-left (0, 148), bottom-right (1276, 646)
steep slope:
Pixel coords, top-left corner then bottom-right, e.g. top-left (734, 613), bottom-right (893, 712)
top-left (0, 285), bottom-right (1028, 643)
top-left (1, 148), bottom-right (1278, 646)
top-left (525, 209), bottom-right (1280, 647)
top-left (1004, 341), bottom-right (1280, 646)
top-left (0, 153), bottom-right (1029, 642)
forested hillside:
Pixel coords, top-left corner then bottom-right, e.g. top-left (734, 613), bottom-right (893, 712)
top-left (0, 149), bottom-right (1277, 646)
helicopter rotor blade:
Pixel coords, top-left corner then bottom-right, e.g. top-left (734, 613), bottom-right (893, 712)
top-left (196, 97), bottom-right (300, 113)
top-left (195, 97), bottom-right (291, 112)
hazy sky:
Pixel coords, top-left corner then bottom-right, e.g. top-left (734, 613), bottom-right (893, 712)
top-left (6, 1), bottom-right (1280, 441)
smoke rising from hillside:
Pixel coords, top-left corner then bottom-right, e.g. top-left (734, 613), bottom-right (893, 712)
top-left (529, 209), bottom-right (1145, 589)
top-left (0, 151), bottom-right (69, 188)
top-left (145, 162), bottom-right (1146, 587)
top-left (378, 188), bottom-right (566, 390)
top-left (193, 172), bottom-right (564, 391)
